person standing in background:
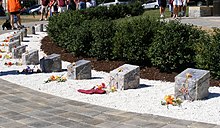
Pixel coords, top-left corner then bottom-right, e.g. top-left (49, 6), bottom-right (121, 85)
top-left (158, 0), bottom-right (167, 18)
top-left (74, 0), bottom-right (79, 9)
top-left (7, 0), bottom-right (23, 29)
top-left (181, 0), bottom-right (188, 17)
top-left (169, 0), bottom-right (174, 17)
top-left (40, 0), bottom-right (50, 21)
top-left (173, 0), bottom-right (182, 18)
top-left (57, 0), bottom-right (67, 13)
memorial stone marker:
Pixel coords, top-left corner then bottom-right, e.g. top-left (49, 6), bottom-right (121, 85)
top-left (12, 45), bottom-right (27, 59)
top-left (175, 68), bottom-right (210, 101)
top-left (40, 54), bottom-right (62, 72)
top-left (110, 64), bottom-right (140, 90)
top-left (67, 60), bottom-right (91, 80)
top-left (8, 39), bottom-right (20, 52)
top-left (22, 49), bottom-right (39, 65)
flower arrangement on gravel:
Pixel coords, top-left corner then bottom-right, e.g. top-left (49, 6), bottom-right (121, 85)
top-left (44, 75), bottom-right (67, 83)
top-left (0, 49), bottom-right (6, 53)
top-left (3, 54), bottom-right (12, 59)
top-left (161, 95), bottom-right (183, 108)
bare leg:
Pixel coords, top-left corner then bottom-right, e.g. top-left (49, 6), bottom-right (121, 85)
top-left (173, 5), bottom-right (177, 18)
top-left (40, 7), bottom-right (44, 20)
top-left (16, 14), bottom-right (22, 27)
top-left (10, 14), bottom-right (15, 29)
top-left (183, 6), bottom-right (186, 16)
top-left (160, 7), bottom-right (165, 17)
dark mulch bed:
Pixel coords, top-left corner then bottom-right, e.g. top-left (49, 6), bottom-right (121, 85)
top-left (41, 36), bottom-right (220, 86)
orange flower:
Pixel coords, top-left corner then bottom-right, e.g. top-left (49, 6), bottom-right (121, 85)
top-left (164, 95), bottom-right (174, 105)
top-left (50, 75), bottom-right (56, 81)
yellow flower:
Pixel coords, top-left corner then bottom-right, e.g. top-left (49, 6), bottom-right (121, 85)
top-left (186, 73), bottom-right (192, 78)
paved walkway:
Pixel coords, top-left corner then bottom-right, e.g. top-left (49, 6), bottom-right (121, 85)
top-left (0, 79), bottom-right (220, 128)
top-left (0, 17), bottom-right (220, 128)
top-left (179, 16), bottom-right (220, 28)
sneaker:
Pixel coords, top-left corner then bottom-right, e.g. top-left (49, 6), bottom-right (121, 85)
top-left (44, 18), bottom-right (47, 21)
top-left (18, 25), bottom-right (24, 29)
top-left (39, 19), bottom-right (43, 21)
top-left (12, 27), bottom-right (17, 30)
top-left (160, 14), bottom-right (164, 18)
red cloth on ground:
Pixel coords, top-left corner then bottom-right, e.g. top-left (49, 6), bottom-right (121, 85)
top-left (78, 88), bottom-right (106, 94)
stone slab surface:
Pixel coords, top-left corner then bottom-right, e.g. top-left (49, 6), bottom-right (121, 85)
top-left (0, 78), bottom-right (219, 128)
top-left (67, 60), bottom-right (91, 80)
top-left (110, 64), bottom-right (140, 90)
top-left (175, 68), bottom-right (210, 100)
top-left (22, 49), bottom-right (39, 65)
top-left (40, 53), bottom-right (62, 73)
top-left (12, 45), bottom-right (27, 59)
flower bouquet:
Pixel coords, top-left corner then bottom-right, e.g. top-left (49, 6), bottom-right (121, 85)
top-left (0, 49), bottom-right (6, 53)
top-left (44, 74), bottom-right (67, 83)
top-left (161, 95), bottom-right (183, 108)
top-left (1, 43), bottom-right (9, 46)
top-left (3, 54), bottom-right (12, 59)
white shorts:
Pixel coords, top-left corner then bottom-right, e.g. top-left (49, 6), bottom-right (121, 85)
top-left (173, 0), bottom-right (182, 6)
top-left (58, 6), bottom-right (67, 13)
top-left (182, 0), bottom-right (187, 6)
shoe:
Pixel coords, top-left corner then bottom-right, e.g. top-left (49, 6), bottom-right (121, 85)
top-left (18, 25), bottom-right (24, 29)
top-left (39, 19), bottom-right (43, 21)
top-left (12, 27), bottom-right (17, 30)
top-left (44, 18), bottom-right (47, 21)
top-left (160, 14), bottom-right (164, 18)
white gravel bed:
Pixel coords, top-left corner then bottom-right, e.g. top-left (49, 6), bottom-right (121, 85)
top-left (0, 31), bottom-right (220, 125)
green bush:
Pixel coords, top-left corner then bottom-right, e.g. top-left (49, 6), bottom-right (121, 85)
top-left (148, 20), bottom-right (206, 71)
top-left (195, 28), bottom-right (220, 78)
top-left (112, 16), bottom-right (158, 64)
top-left (89, 19), bottom-right (115, 60)
top-left (47, 12), bottom-right (92, 56)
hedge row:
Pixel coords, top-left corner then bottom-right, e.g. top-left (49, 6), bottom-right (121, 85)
top-left (47, 4), bottom-right (220, 78)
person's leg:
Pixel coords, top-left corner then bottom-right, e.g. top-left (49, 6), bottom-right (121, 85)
top-left (161, 7), bottom-right (165, 17)
top-left (16, 13), bottom-right (22, 27)
top-left (173, 5), bottom-right (177, 18)
top-left (44, 6), bottom-right (49, 20)
top-left (9, 14), bottom-right (15, 29)
top-left (183, 5), bottom-right (186, 16)
top-left (160, 7), bottom-right (163, 17)
top-left (40, 6), bottom-right (45, 21)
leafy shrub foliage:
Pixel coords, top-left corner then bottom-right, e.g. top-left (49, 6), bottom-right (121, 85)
top-left (148, 20), bottom-right (207, 72)
top-left (47, 4), bottom-right (220, 78)
top-left (113, 16), bottom-right (159, 64)
top-left (195, 28), bottom-right (220, 78)
top-left (89, 19), bottom-right (115, 60)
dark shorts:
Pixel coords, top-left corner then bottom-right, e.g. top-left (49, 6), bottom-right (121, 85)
top-left (10, 11), bottom-right (20, 15)
top-left (158, 0), bottom-right (167, 7)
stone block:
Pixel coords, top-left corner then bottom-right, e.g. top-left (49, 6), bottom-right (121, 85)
top-left (24, 28), bottom-right (28, 37)
top-left (35, 25), bottom-right (40, 32)
top-left (22, 49), bottom-right (39, 65)
top-left (10, 32), bottom-right (21, 43)
top-left (40, 24), bottom-right (44, 32)
top-left (44, 24), bottom-right (48, 32)
top-left (35, 24), bottom-right (44, 32)
top-left (175, 68), bottom-right (210, 101)
top-left (12, 45), bottom-right (27, 59)
top-left (27, 26), bottom-right (35, 34)
top-left (8, 39), bottom-right (20, 52)
top-left (32, 26), bottom-right (35, 34)
top-left (40, 54), bottom-right (62, 73)
top-left (67, 60), bottom-right (91, 80)
top-left (110, 64), bottom-right (140, 90)
top-left (189, 6), bottom-right (213, 17)
top-left (20, 31), bottom-right (24, 42)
